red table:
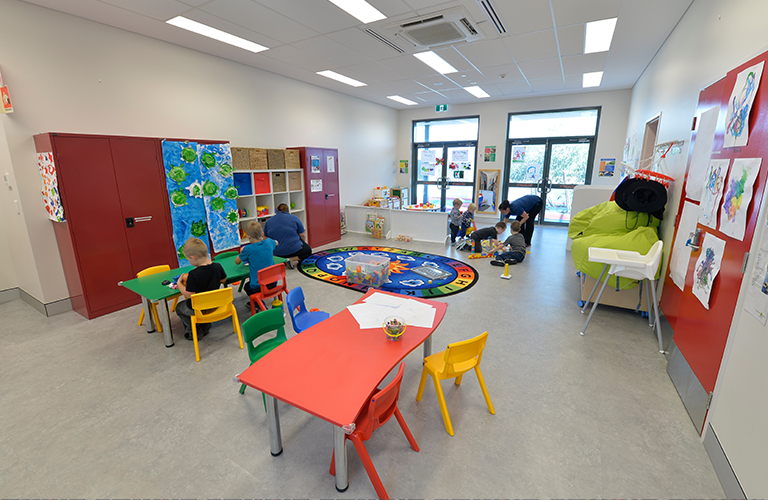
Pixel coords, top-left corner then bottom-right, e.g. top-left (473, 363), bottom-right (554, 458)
top-left (237, 289), bottom-right (447, 492)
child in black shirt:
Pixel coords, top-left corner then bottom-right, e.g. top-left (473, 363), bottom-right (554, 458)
top-left (176, 237), bottom-right (227, 340)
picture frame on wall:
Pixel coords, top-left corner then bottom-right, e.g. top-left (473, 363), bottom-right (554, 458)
top-left (477, 169), bottom-right (500, 213)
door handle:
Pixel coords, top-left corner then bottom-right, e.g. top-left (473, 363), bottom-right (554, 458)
top-left (125, 217), bottom-right (135, 228)
top-left (325, 193), bottom-right (328, 200)
top-left (545, 178), bottom-right (553, 194)
top-left (536, 179), bottom-right (543, 193)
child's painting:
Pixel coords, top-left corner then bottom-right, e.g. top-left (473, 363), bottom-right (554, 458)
top-left (162, 140), bottom-right (209, 267)
top-left (692, 232), bottom-right (726, 310)
top-left (669, 201), bottom-right (700, 290)
top-left (698, 159), bottom-right (729, 228)
top-left (719, 157), bottom-right (761, 240)
top-left (477, 169), bottom-right (499, 213)
top-left (724, 61), bottom-right (764, 148)
top-left (686, 106), bottom-right (719, 201)
top-left (197, 143), bottom-right (240, 253)
top-left (36, 152), bottom-right (65, 222)
top-left (512, 146), bottom-right (526, 163)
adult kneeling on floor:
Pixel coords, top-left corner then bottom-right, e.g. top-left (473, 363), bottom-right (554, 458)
top-left (264, 203), bottom-right (312, 269)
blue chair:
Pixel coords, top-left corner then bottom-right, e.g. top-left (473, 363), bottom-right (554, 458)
top-left (286, 287), bottom-right (330, 333)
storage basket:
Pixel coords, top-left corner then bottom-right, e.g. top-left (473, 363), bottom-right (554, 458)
top-left (345, 254), bottom-right (390, 288)
top-left (288, 171), bottom-right (302, 191)
top-left (272, 172), bottom-right (286, 192)
top-left (267, 149), bottom-right (285, 169)
top-left (249, 148), bottom-right (268, 170)
top-left (232, 147), bottom-right (250, 170)
top-left (284, 149), bottom-right (301, 169)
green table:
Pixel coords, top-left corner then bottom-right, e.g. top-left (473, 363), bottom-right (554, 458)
top-left (120, 255), bottom-right (285, 347)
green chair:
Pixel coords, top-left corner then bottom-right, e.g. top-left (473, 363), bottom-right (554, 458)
top-left (238, 308), bottom-right (288, 408)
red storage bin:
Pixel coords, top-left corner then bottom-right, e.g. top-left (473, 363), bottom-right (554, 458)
top-left (253, 172), bottom-right (271, 194)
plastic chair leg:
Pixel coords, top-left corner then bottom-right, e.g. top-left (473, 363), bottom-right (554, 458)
top-left (454, 373), bottom-right (464, 386)
top-left (138, 308), bottom-right (145, 327)
top-left (191, 321), bottom-right (201, 362)
top-left (432, 376), bottom-right (454, 436)
top-left (350, 434), bottom-right (388, 500)
top-left (233, 315), bottom-right (244, 349)
top-left (415, 367), bottom-right (429, 401)
top-left (170, 296), bottom-right (178, 312)
top-left (474, 366), bottom-right (495, 414)
top-left (393, 407), bottom-right (420, 452)
top-left (150, 302), bottom-right (163, 333)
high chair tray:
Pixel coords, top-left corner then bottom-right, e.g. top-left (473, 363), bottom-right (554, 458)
top-left (587, 247), bottom-right (644, 265)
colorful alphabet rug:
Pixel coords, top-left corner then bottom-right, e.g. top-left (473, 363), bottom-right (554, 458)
top-left (298, 246), bottom-right (478, 298)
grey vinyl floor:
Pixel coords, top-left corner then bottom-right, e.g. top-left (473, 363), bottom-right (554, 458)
top-left (0, 226), bottom-right (725, 498)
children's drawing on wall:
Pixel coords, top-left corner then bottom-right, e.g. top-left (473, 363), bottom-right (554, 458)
top-left (197, 142), bottom-right (239, 253)
top-left (622, 132), bottom-right (639, 175)
top-left (669, 201), bottom-right (700, 290)
top-left (477, 169), bottom-right (499, 213)
top-left (719, 157), bottom-right (761, 240)
top-left (724, 61), bottom-right (764, 148)
top-left (698, 159), bottom-right (729, 228)
top-left (512, 146), bottom-right (526, 163)
top-left (692, 232), bottom-right (726, 310)
top-left (36, 152), bottom-right (65, 222)
top-left (744, 215), bottom-right (768, 325)
top-left (526, 163), bottom-right (540, 181)
top-left (686, 106), bottom-right (720, 201)
top-left (452, 149), bottom-right (469, 162)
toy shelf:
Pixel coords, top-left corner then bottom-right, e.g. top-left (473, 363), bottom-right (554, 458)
top-left (235, 169), bottom-right (305, 244)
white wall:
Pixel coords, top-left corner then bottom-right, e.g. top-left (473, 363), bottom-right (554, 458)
top-left (0, 0), bottom-right (397, 304)
top-left (0, 117), bottom-right (21, 292)
top-left (394, 89), bottom-right (632, 194)
top-left (625, 0), bottom-right (768, 496)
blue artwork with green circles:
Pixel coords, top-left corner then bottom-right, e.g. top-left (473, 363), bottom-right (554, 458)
top-left (162, 140), bottom-right (209, 267)
top-left (198, 143), bottom-right (239, 253)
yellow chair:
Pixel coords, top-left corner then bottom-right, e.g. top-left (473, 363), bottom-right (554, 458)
top-left (416, 331), bottom-right (494, 435)
top-left (189, 287), bottom-right (244, 362)
top-left (137, 265), bottom-right (178, 332)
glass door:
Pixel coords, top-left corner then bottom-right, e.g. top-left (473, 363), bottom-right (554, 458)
top-left (505, 139), bottom-right (593, 223)
top-left (414, 142), bottom-right (476, 211)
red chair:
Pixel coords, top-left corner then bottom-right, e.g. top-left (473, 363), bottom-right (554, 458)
top-left (329, 362), bottom-right (419, 500)
top-left (249, 263), bottom-right (289, 315)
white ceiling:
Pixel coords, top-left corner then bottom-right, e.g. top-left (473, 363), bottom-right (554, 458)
top-left (22, 0), bottom-right (693, 109)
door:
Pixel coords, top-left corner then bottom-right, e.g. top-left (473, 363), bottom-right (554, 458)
top-left (505, 139), bottom-right (593, 224)
top-left (300, 147), bottom-right (340, 247)
top-left (413, 142), bottom-right (476, 210)
top-left (321, 149), bottom-right (341, 245)
top-left (110, 137), bottom-right (178, 272)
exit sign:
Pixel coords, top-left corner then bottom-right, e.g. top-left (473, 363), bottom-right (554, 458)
top-left (436, 104), bottom-right (448, 112)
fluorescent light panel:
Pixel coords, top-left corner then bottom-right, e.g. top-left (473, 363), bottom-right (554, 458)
top-left (583, 71), bottom-right (603, 88)
top-left (464, 86), bottom-right (490, 98)
top-left (166, 16), bottom-right (268, 54)
top-left (584, 17), bottom-right (617, 54)
top-left (387, 95), bottom-right (417, 105)
top-left (327, 0), bottom-right (386, 24)
top-left (414, 51), bottom-right (457, 74)
top-left (317, 70), bottom-right (367, 87)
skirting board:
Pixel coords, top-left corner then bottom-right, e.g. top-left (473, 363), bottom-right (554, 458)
top-left (703, 423), bottom-right (746, 499)
top-left (15, 288), bottom-right (73, 317)
top-left (0, 287), bottom-right (21, 304)
top-left (666, 339), bottom-right (710, 432)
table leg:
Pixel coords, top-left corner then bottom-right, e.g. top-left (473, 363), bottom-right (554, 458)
top-left (333, 425), bottom-right (349, 492)
top-left (142, 297), bottom-right (156, 333)
top-left (160, 299), bottom-right (174, 347)
top-left (265, 395), bottom-right (283, 456)
top-left (423, 335), bottom-right (432, 359)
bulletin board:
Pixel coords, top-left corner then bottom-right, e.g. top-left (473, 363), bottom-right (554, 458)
top-left (661, 50), bottom-right (768, 417)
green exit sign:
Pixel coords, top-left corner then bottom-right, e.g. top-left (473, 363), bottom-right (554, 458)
top-left (436, 104), bottom-right (448, 112)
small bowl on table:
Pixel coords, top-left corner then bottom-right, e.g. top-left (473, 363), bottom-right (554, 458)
top-left (383, 316), bottom-right (407, 341)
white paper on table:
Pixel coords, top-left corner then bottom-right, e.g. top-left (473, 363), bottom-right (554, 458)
top-left (698, 159), bottom-right (730, 228)
top-left (686, 106), bottom-right (719, 201)
top-left (724, 61), bottom-right (764, 148)
top-left (350, 292), bottom-right (437, 328)
top-left (744, 216), bottom-right (768, 325)
top-left (719, 157), bottom-right (761, 240)
top-left (347, 303), bottom-right (395, 329)
top-left (692, 232), bottom-right (727, 310)
top-left (670, 201), bottom-right (701, 290)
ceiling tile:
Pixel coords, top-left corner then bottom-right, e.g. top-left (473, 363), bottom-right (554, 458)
top-left (98, 0), bottom-right (189, 20)
top-left (201, 0), bottom-right (318, 44)
top-left (562, 52), bottom-right (607, 75)
top-left (183, 9), bottom-right (280, 48)
top-left (343, 61), bottom-right (405, 83)
top-left (503, 29), bottom-right (558, 63)
top-left (291, 37), bottom-right (370, 67)
top-left (551, 0), bottom-right (621, 26)
top-left (263, 45), bottom-right (337, 73)
top-left (329, 28), bottom-right (409, 60)
top-left (380, 53), bottom-right (441, 79)
top-left (432, 46), bottom-right (475, 72)
top-left (367, 0), bottom-right (413, 18)
top-left (487, 0), bottom-right (553, 35)
top-left (557, 24), bottom-right (584, 57)
top-left (444, 69), bottom-right (488, 87)
top-left (529, 76), bottom-right (566, 92)
top-left (179, 0), bottom-right (209, 6)
top-left (565, 74), bottom-right (583, 89)
top-left (518, 58), bottom-right (562, 80)
top-left (476, 63), bottom-right (524, 82)
top-left (493, 80), bottom-right (533, 96)
top-left (413, 90), bottom-right (449, 103)
top-left (388, 79), bottom-right (433, 93)
top-left (455, 39), bottom-right (511, 68)
top-left (414, 75), bottom-right (461, 92)
top-left (254, 0), bottom-right (360, 34)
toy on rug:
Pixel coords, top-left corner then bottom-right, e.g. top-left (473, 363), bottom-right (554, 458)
top-left (468, 252), bottom-right (493, 259)
top-left (395, 234), bottom-right (413, 242)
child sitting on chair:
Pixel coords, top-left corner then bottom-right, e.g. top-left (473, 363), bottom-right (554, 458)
top-left (470, 221), bottom-right (507, 253)
top-left (458, 202), bottom-right (477, 238)
top-left (448, 198), bottom-right (463, 245)
top-left (176, 237), bottom-right (227, 341)
top-left (235, 220), bottom-right (278, 296)
top-left (491, 220), bottom-right (527, 266)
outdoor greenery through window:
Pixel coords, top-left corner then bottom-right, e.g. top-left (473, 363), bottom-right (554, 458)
top-left (413, 117), bottom-right (479, 142)
top-left (508, 109), bottom-right (598, 139)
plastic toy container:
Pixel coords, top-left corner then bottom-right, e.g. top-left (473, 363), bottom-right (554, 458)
top-left (345, 254), bottom-right (390, 288)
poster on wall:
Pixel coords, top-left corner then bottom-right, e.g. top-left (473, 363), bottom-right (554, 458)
top-left (477, 169), bottom-right (499, 213)
top-left (311, 179), bottom-right (323, 192)
top-left (483, 146), bottom-right (496, 162)
top-left (698, 159), bottom-right (729, 228)
top-left (744, 215), bottom-right (768, 325)
top-left (686, 106), bottom-right (719, 201)
top-left (311, 155), bottom-right (320, 173)
top-left (719, 157), bottom-right (761, 240)
top-left (512, 146), bottom-right (526, 163)
top-left (598, 158), bottom-right (616, 177)
top-left (327, 156), bottom-right (335, 173)
top-left (724, 61), bottom-right (764, 148)
top-left (197, 143), bottom-right (239, 253)
top-left (399, 160), bottom-right (409, 174)
top-left (36, 152), bottom-right (65, 222)
top-left (692, 232), bottom-right (727, 310)
top-left (669, 201), bottom-right (700, 290)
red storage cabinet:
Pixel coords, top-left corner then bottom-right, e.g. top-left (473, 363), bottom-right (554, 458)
top-left (34, 133), bottom-right (178, 319)
top-left (288, 147), bottom-right (341, 247)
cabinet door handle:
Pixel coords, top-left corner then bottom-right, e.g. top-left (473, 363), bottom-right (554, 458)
top-left (125, 217), bottom-right (135, 228)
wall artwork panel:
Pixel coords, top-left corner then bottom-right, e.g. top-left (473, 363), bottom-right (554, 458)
top-left (719, 157), bottom-right (761, 240)
top-left (197, 143), bottom-right (239, 253)
top-left (724, 61), bottom-right (764, 148)
top-left (692, 232), bottom-right (727, 310)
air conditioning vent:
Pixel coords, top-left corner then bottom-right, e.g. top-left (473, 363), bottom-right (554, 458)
top-left (477, 0), bottom-right (507, 34)
top-left (383, 6), bottom-right (485, 49)
top-left (364, 29), bottom-right (405, 53)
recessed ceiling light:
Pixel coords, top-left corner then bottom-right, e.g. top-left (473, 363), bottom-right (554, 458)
top-left (327, 0), bottom-right (386, 24)
top-left (414, 51), bottom-right (457, 74)
top-left (461, 74), bottom-right (467, 77)
top-left (434, 82), bottom-right (443, 86)
top-left (317, 70), bottom-right (367, 87)
top-left (167, 16), bottom-right (268, 53)
top-left (584, 18), bottom-right (617, 54)
top-left (464, 86), bottom-right (490, 98)
top-left (583, 71), bottom-right (603, 87)
top-left (387, 95), bottom-right (417, 105)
